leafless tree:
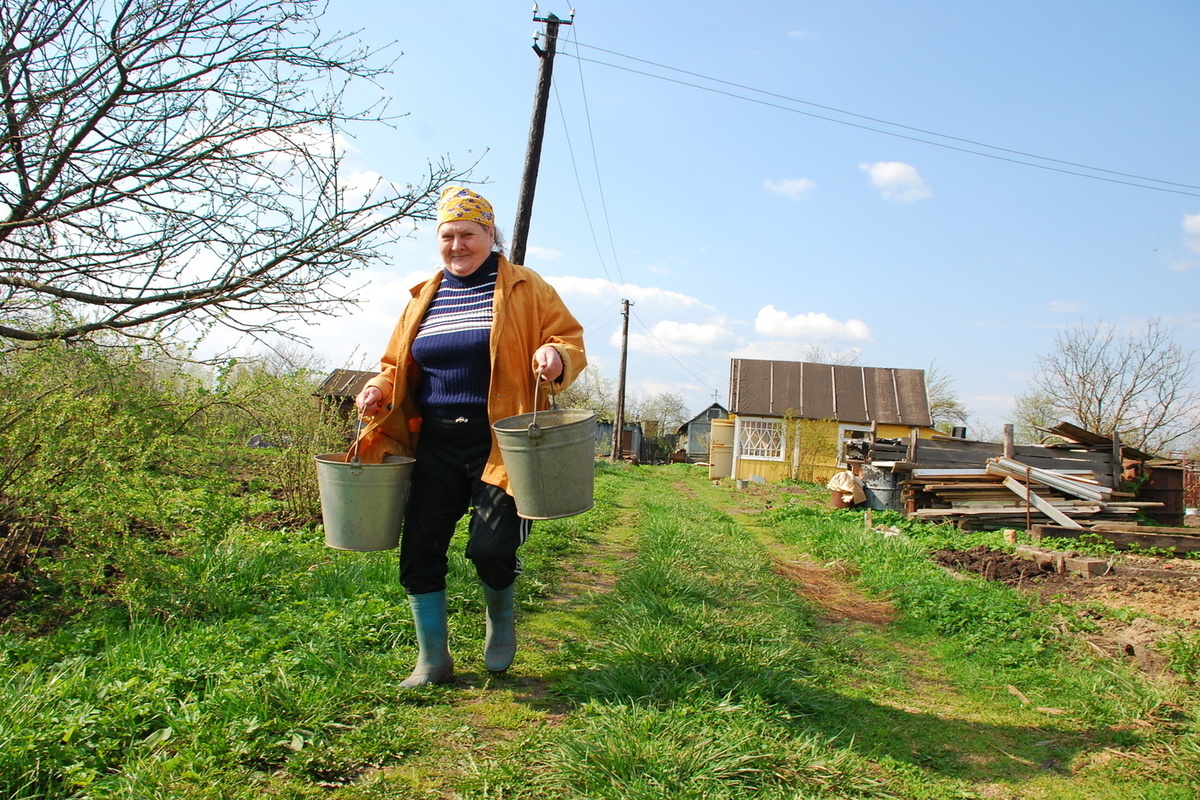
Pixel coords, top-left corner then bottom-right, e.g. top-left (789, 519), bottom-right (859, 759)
top-left (626, 390), bottom-right (690, 435)
top-left (797, 343), bottom-right (861, 366)
top-left (925, 361), bottom-right (970, 433)
top-left (555, 366), bottom-right (616, 420)
top-left (1010, 389), bottom-right (1060, 445)
top-left (0, 0), bottom-right (465, 345)
top-left (1018, 318), bottom-right (1200, 453)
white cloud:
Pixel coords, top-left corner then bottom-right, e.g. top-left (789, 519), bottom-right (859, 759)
top-left (525, 245), bottom-right (563, 261)
top-left (788, 30), bottom-right (813, 39)
top-left (1184, 212), bottom-right (1200, 253)
top-left (763, 177), bottom-right (816, 200)
top-left (754, 305), bottom-right (874, 342)
top-left (547, 276), bottom-right (714, 312)
top-left (1047, 300), bottom-right (1084, 313)
top-left (858, 161), bottom-right (932, 202)
top-left (624, 319), bottom-right (735, 355)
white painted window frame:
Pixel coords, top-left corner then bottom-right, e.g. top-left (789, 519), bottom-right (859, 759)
top-left (836, 423), bottom-right (872, 468)
top-left (733, 416), bottom-right (786, 462)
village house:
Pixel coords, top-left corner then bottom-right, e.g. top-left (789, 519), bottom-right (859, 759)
top-left (718, 358), bottom-right (937, 485)
top-left (312, 368), bottom-right (377, 419)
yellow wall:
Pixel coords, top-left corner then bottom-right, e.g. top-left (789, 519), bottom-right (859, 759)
top-left (793, 418), bottom-right (840, 484)
top-left (731, 416), bottom-right (937, 485)
top-left (734, 458), bottom-right (791, 483)
top-left (876, 423), bottom-right (940, 440)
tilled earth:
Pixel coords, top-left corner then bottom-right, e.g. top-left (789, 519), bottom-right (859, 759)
top-left (934, 543), bottom-right (1200, 676)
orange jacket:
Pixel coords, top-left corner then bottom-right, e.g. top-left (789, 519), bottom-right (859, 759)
top-left (352, 255), bottom-right (586, 492)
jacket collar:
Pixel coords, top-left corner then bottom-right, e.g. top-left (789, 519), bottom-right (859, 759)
top-left (410, 253), bottom-right (522, 298)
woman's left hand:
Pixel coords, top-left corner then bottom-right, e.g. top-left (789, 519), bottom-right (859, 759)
top-left (533, 345), bottom-right (563, 382)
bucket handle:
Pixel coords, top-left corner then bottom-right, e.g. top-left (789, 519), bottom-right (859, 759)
top-left (347, 405), bottom-right (364, 467)
top-left (528, 368), bottom-right (556, 440)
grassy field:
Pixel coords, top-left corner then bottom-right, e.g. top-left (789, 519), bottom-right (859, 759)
top-left (4, 448), bottom-right (1199, 798)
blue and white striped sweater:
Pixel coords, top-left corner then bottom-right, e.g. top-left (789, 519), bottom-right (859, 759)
top-left (411, 256), bottom-right (497, 420)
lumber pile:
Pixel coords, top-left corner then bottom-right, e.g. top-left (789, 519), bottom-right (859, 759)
top-left (904, 456), bottom-right (1154, 530)
top-left (846, 424), bottom-right (1162, 530)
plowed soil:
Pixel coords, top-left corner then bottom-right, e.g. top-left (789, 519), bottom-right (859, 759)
top-left (934, 542), bottom-right (1200, 675)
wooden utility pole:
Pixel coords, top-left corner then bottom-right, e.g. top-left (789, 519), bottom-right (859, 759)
top-left (610, 298), bottom-right (631, 462)
top-left (511, 7), bottom-right (573, 266)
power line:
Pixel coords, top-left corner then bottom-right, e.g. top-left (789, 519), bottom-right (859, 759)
top-left (551, 28), bottom-right (724, 402)
top-left (562, 41), bottom-right (1200, 199)
top-left (629, 307), bottom-right (725, 391)
top-left (550, 80), bottom-right (625, 306)
top-left (566, 26), bottom-right (627, 287)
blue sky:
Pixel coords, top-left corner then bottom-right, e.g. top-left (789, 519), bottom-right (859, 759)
top-left (292, 0), bottom-right (1200, 438)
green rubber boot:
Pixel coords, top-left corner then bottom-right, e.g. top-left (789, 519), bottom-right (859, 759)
top-left (482, 582), bottom-right (516, 673)
top-left (400, 590), bottom-right (454, 688)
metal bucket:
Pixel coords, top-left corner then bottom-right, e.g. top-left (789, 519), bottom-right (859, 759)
top-left (314, 453), bottom-right (415, 551)
top-left (493, 409), bottom-right (597, 520)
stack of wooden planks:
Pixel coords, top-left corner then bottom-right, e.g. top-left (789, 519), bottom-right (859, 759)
top-left (904, 456), bottom-right (1156, 529)
top-left (847, 427), bottom-right (1160, 530)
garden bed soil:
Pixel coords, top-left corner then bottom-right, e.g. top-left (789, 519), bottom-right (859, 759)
top-left (933, 544), bottom-right (1200, 627)
top-left (934, 543), bottom-right (1200, 676)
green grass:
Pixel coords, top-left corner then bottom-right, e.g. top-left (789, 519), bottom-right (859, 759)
top-left (3, 369), bottom-right (1199, 800)
top-left (759, 501), bottom-right (1200, 797)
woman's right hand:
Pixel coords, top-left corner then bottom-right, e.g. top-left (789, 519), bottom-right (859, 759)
top-left (356, 385), bottom-right (384, 416)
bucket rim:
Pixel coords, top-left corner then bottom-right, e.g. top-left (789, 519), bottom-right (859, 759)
top-left (315, 453), bottom-right (415, 465)
top-left (492, 408), bottom-right (597, 432)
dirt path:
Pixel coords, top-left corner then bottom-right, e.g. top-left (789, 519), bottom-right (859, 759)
top-left (390, 469), bottom-right (1199, 797)
top-left (682, 477), bottom-right (899, 629)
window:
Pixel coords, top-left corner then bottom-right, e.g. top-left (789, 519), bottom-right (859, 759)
top-left (837, 424), bottom-right (871, 467)
top-left (739, 418), bottom-right (784, 460)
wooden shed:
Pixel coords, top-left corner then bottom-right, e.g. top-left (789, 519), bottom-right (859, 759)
top-left (726, 359), bottom-right (937, 484)
top-left (312, 369), bottom-right (377, 418)
top-left (675, 402), bottom-right (728, 464)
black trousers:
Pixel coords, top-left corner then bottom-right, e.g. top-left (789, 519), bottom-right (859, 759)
top-left (400, 418), bottom-right (530, 595)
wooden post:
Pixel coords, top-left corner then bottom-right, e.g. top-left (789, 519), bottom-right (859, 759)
top-left (511, 11), bottom-right (572, 266)
top-left (610, 298), bottom-right (630, 462)
top-left (1111, 431), bottom-right (1122, 490)
top-left (1003, 424), bottom-right (1015, 460)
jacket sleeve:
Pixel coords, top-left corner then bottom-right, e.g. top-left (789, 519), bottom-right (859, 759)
top-left (534, 279), bottom-right (587, 394)
top-left (365, 313), bottom-right (405, 398)
top-left (351, 293), bottom-right (425, 462)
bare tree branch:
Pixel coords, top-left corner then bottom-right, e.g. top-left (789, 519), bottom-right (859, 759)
top-left (1020, 318), bottom-right (1200, 453)
top-left (0, 0), bottom-right (467, 344)
top-left (925, 360), bottom-right (970, 432)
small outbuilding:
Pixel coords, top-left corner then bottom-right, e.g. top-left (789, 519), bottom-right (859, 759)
top-left (675, 402), bottom-right (729, 464)
top-left (725, 358), bottom-right (937, 485)
top-left (312, 368), bottom-right (377, 419)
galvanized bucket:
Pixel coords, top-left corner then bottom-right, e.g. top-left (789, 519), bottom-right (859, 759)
top-left (314, 453), bottom-right (415, 551)
top-left (493, 408), bottom-right (596, 520)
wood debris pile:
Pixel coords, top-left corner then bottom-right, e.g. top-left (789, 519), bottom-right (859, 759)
top-left (847, 422), bottom-right (1165, 531)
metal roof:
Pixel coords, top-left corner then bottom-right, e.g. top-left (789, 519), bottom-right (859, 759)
top-left (728, 359), bottom-right (932, 427)
top-left (312, 368), bottom-right (377, 399)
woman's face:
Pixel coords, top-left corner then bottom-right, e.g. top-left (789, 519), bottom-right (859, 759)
top-left (438, 220), bottom-right (495, 277)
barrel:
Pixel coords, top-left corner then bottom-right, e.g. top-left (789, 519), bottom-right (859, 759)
top-left (861, 464), bottom-right (902, 512)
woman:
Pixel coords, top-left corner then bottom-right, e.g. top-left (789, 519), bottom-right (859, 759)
top-left (353, 185), bottom-right (586, 687)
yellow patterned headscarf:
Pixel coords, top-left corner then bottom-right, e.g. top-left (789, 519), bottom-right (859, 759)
top-left (436, 186), bottom-right (495, 228)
